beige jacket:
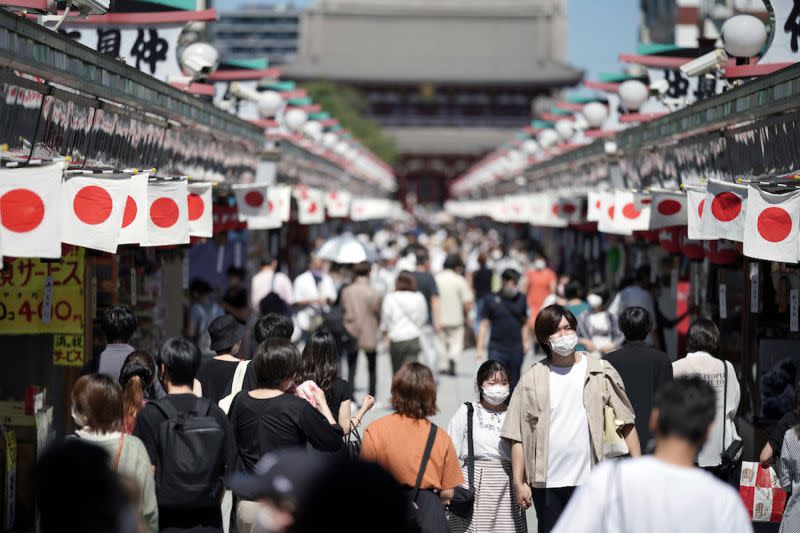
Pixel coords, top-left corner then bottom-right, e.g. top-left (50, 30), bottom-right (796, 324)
top-left (500, 355), bottom-right (635, 485)
top-left (341, 278), bottom-right (383, 351)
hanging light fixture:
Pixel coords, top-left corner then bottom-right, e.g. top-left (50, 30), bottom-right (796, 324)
top-left (284, 108), bottom-right (308, 132)
top-left (538, 128), bottom-right (560, 148)
top-left (721, 14), bottom-right (767, 59)
top-left (582, 102), bottom-right (608, 129)
top-left (618, 80), bottom-right (649, 111)
top-left (256, 91), bottom-right (283, 117)
top-left (521, 139), bottom-right (540, 155)
top-left (554, 119), bottom-right (575, 141)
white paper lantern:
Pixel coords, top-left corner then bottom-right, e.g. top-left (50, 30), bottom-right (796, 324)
top-left (322, 132), bottom-right (339, 148)
top-left (334, 141), bottom-right (349, 155)
top-left (180, 42), bottom-right (220, 78)
top-left (618, 80), bottom-right (649, 112)
top-left (583, 102), bottom-right (608, 128)
top-left (256, 90), bottom-right (282, 117)
top-left (722, 15), bottom-right (767, 58)
top-left (538, 128), bottom-right (560, 148)
top-left (303, 120), bottom-right (323, 140)
top-left (284, 108), bottom-right (308, 132)
top-left (521, 139), bottom-right (539, 155)
top-left (555, 119), bottom-right (575, 140)
top-left (573, 113), bottom-right (589, 131)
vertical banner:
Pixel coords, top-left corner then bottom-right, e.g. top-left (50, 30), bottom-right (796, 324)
top-left (719, 283), bottom-right (728, 320)
top-left (791, 289), bottom-right (799, 333)
top-left (750, 262), bottom-right (760, 313)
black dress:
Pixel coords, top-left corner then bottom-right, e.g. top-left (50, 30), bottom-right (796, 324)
top-left (196, 358), bottom-right (241, 403)
top-left (324, 378), bottom-right (353, 423)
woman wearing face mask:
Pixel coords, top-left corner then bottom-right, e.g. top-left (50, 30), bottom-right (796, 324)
top-left (500, 305), bottom-right (640, 533)
top-left (447, 360), bottom-right (527, 533)
top-left (576, 287), bottom-right (624, 359)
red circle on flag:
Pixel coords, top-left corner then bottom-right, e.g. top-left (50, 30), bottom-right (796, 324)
top-left (0, 188), bottom-right (45, 233)
top-left (657, 199), bottom-right (682, 216)
top-left (698, 199), bottom-right (705, 219)
top-left (595, 200), bottom-right (601, 209)
top-left (562, 203), bottom-right (577, 215)
top-left (308, 201), bottom-right (318, 214)
top-left (640, 198), bottom-right (652, 205)
top-left (73, 185), bottom-right (112, 225)
top-left (622, 202), bottom-right (640, 219)
top-left (711, 192), bottom-right (742, 222)
top-left (608, 206), bottom-right (615, 220)
top-left (551, 204), bottom-right (560, 215)
top-left (268, 200), bottom-right (274, 213)
top-left (122, 196), bottom-right (137, 228)
top-left (150, 198), bottom-right (180, 228)
top-left (187, 194), bottom-right (204, 221)
top-left (245, 191), bottom-right (264, 207)
top-left (330, 191), bottom-right (338, 200)
top-left (757, 207), bottom-right (792, 243)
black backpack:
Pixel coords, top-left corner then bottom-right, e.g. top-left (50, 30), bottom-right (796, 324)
top-left (259, 273), bottom-right (292, 317)
top-left (152, 397), bottom-right (226, 508)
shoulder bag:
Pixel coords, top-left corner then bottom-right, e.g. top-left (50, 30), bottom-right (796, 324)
top-left (218, 360), bottom-right (249, 415)
top-left (407, 423), bottom-right (449, 533)
top-left (448, 403), bottom-right (475, 519)
top-left (602, 361), bottom-right (629, 459)
top-left (720, 360), bottom-right (743, 471)
top-left (345, 419), bottom-right (362, 460)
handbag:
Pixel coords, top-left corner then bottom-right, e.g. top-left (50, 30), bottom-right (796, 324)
top-left (601, 362), bottom-right (629, 459)
top-left (407, 423), bottom-right (449, 533)
top-left (345, 419), bottom-right (362, 461)
top-left (739, 461), bottom-right (787, 522)
top-left (448, 403), bottom-right (475, 519)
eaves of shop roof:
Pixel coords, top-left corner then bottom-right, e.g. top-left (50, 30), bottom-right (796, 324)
top-left (385, 126), bottom-right (517, 155)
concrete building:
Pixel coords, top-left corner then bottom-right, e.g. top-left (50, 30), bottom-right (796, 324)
top-left (282, 0), bottom-right (582, 206)
top-left (213, 3), bottom-right (304, 65)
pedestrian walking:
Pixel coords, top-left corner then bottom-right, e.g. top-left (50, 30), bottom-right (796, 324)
top-left (228, 337), bottom-right (343, 532)
top-left (575, 287), bottom-right (623, 358)
top-left (361, 362), bottom-right (463, 532)
top-left (672, 319), bottom-right (742, 484)
top-left (300, 329), bottom-right (375, 434)
top-left (71, 374), bottom-right (158, 532)
top-left (476, 269), bottom-right (529, 389)
top-left (447, 360), bottom-right (527, 533)
top-left (381, 271), bottom-right (428, 373)
top-left (119, 350), bottom-right (158, 434)
top-left (186, 279), bottom-right (225, 358)
top-left (605, 307), bottom-right (673, 453)
top-left (95, 304), bottom-right (138, 382)
top-left (133, 338), bottom-right (235, 532)
top-left (251, 252), bottom-right (294, 316)
top-left (412, 250), bottom-right (443, 376)
top-left (501, 305), bottom-right (640, 533)
top-left (524, 254), bottom-right (557, 327)
top-left (470, 253), bottom-right (494, 336)
top-left (293, 254), bottom-right (338, 342)
top-left (607, 267), bottom-right (656, 332)
top-left (241, 312), bottom-right (295, 392)
top-left (552, 377), bottom-right (753, 533)
top-left (194, 314), bottom-right (247, 402)
top-left (435, 254), bottom-right (474, 376)
top-left (340, 261), bottom-right (383, 398)
top-left (778, 387), bottom-right (800, 533)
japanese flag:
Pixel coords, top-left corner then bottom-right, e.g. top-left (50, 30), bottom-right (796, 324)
top-left (187, 182), bottom-right (213, 238)
top-left (351, 198), bottom-right (385, 221)
top-left (743, 187), bottom-right (800, 263)
top-left (598, 191), bottom-right (632, 235)
top-left (263, 185), bottom-right (291, 222)
top-left (61, 174), bottom-right (131, 253)
top-left (587, 191), bottom-right (606, 222)
top-left (118, 172), bottom-right (149, 245)
top-left (703, 180), bottom-right (748, 242)
top-left (686, 186), bottom-right (713, 240)
top-left (537, 194), bottom-right (567, 227)
top-left (142, 180), bottom-right (189, 247)
top-left (650, 190), bottom-right (687, 229)
top-left (557, 196), bottom-right (582, 224)
top-left (0, 162), bottom-right (63, 258)
top-left (233, 184), bottom-right (270, 220)
top-left (504, 195), bottom-right (529, 223)
top-left (296, 187), bottom-right (325, 225)
top-left (326, 190), bottom-right (351, 218)
top-left (614, 190), bottom-right (651, 231)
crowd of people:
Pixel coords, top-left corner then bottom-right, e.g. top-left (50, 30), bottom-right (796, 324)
top-left (34, 226), bottom-right (800, 533)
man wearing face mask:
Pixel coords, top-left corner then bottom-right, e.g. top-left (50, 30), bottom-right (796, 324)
top-left (476, 269), bottom-right (530, 390)
top-left (501, 305), bottom-right (640, 533)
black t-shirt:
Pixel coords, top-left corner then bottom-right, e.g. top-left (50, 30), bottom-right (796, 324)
top-left (228, 392), bottom-right (344, 474)
top-left (412, 271), bottom-right (439, 325)
top-left (472, 267), bottom-right (493, 301)
top-left (324, 378), bottom-right (353, 421)
top-left (196, 358), bottom-right (241, 403)
top-left (241, 364), bottom-right (258, 393)
top-left (481, 290), bottom-right (528, 351)
top-left (133, 394), bottom-right (236, 532)
top-left (767, 411), bottom-right (799, 456)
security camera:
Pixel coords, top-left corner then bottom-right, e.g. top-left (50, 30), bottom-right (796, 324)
top-left (71, 0), bottom-right (109, 15)
top-left (679, 49), bottom-right (728, 77)
top-left (649, 79), bottom-right (669, 96)
top-left (179, 42), bottom-right (220, 80)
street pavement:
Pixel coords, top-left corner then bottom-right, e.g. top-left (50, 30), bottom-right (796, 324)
top-left (351, 345), bottom-right (539, 532)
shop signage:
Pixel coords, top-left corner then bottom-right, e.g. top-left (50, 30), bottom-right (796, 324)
top-left (0, 248), bottom-right (84, 334)
top-left (52, 334), bottom-right (85, 367)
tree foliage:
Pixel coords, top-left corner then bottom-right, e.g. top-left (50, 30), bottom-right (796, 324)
top-left (302, 81), bottom-right (397, 165)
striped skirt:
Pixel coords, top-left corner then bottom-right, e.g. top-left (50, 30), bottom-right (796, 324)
top-left (448, 459), bottom-right (527, 533)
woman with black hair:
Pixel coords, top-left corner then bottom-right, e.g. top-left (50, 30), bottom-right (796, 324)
top-left (119, 350), bottom-right (157, 434)
top-left (300, 329), bottom-right (374, 434)
top-left (447, 360), bottom-right (527, 533)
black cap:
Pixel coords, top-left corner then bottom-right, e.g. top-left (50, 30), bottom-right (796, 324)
top-left (227, 448), bottom-right (329, 502)
top-left (207, 314), bottom-right (246, 352)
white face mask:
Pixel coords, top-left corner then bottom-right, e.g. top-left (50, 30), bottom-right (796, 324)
top-left (482, 385), bottom-right (510, 406)
top-left (587, 294), bottom-right (603, 309)
top-left (533, 259), bottom-right (546, 270)
top-left (550, 334), bottom-right (578, 357)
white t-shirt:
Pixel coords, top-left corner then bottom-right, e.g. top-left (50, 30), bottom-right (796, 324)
top-left (552, 457), bottom-right (753, 533)
top-left (546, 355), bottom-right (592, 488)
top-left (380, 290), bottom-right (428, 342)
top-left (293, 271), bottom-right (337, 332)
top-left (447, 402), bottom-right (511, 462)
top-left (250, 269), bottom-right (294, 312)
